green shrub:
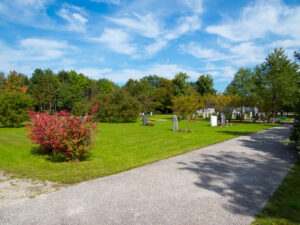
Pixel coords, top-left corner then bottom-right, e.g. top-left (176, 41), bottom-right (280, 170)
top-left (94, 89), bottom-right (141, 123)
top-left (290, 101), bottom-right (300, 150)
top-left (0, 91), bottom-right (33, 127)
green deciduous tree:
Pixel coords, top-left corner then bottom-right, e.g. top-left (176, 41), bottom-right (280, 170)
top-left (172, 94), bottom-right (203, 119)
top-left (195, 74), bottom-right (216, 96)
top-left (254, 48), bottom-right (299, 123)
top-left (56, 70), bottom-right (92, 111)
top-left (171, 72), bottom-right (194, 97)
top-left (97, 78), bottom-right (114, 94)
top-left (29, 69), bottom-right (60, 112)
top-left (290, 51), bottom-right (300, 149)
top-left (0, 72), bottom-right (5, 89)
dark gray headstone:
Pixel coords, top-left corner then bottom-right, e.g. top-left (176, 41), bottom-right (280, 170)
top-left (142, 115), bottom-right (147, 126)
top-left (221, 114), bottom-right (226, 124)
top-left (173, 115), bottom-right (178, 132)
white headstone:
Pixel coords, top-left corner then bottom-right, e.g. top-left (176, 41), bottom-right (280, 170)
top-left (210, 116), bottom-right (217, 127)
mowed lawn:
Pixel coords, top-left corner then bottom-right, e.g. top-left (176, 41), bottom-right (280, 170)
top-left (253, 158), bottom-right (300, 225)
top-left (0, 115), bottom-right (277, 184)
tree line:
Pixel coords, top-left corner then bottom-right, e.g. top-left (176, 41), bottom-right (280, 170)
top-left (0, 48), bottom-right (299, 127)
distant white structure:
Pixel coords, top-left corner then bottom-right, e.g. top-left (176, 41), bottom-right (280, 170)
top-left (200, 108), bottom-right (215, 119)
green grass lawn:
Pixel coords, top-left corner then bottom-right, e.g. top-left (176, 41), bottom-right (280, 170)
top-left (253, 158), bottom-right (300, 225)
top-left (0, 115), bottom-right (277, 184)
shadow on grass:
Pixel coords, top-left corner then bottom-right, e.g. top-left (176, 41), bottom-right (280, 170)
top-left (177, 125), bottom-right (298, 218)
top-left (0, 124), bottom-right (25, 128)
top-left (31, 147), bottom-right (92, 163)
top-left (217, 130), bottom-right (252, 136)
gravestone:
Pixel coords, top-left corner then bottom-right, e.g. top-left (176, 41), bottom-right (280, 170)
top-left (211, 116), bottom-right (217, 127)
top-left (250, 111), bottom-right (252, 118)
top-left (142, 115), bottom-right (147, 126)
top-left (192, 114), bottom-right (195, 119)
top-left (150, 112), bottom-right (152, 116)
top-left (221, 114), bottom-right (226, 124)
top-left (173, 115), bottom-right (178, 131)
top-left (203, 110), bottom-right (206, 119)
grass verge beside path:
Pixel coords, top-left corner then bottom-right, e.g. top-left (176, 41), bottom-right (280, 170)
top-left (253, 157), bottom-right (300, 225)
top-left (0, 116), bottom-right (277, 184)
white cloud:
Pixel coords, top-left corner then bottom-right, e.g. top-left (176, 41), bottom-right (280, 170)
top-left (143, 14), bottom-right (201, 56)
top-left (90, 28), bottom-right (137, 55)
top-left (165, 15), bottom-right (201, 41)
top-left (20, 38), bottom-right (72, 60)
top-left (268, 39), bottom-right (300, 49)
top-left (181, 0), bottom-right (203, 14)
top-left (100, 64), bottom-right (203, 82)
top-left (181, 41), bottom-right (266, 67)
top-left (145, 40), bottom-right (168, 57)
top-left (108, 13), bottom-right (161, 39)
top-left (206, 0), bottom-right (300, 42)
top-left (180, 42), bottom-right (228, 61)
top-left (199, 65), bottom-right (237, 81)
top-left (100, 7), bottom-right (201, 57)
top-left (228, 42), bottom-right (265, 66)
top-left (97, 63), bottom-right (237, 83)
top-left (0, 0), bottom-right (52, 27)
top-left (76, 68), bottom-right (112, 79)
top-left (0, 39), bottom-right (73, 74)
top-left (57, 5), bottom-right (88, 32)
top-left (90, 0), bottom-right (121, 5)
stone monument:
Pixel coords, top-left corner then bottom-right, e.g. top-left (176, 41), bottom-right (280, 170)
top-left (142, 114), bottom-right (147, 126)
top-left (173, 115), bottom-right (178, 131)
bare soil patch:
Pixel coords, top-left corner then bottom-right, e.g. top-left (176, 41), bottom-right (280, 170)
top-left (0, 171), bottom-right (68, 207)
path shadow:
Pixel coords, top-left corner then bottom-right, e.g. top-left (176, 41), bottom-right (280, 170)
top-left (177, 126), bottom-right (298, 216)
top-left (217, 131), bottom-right (253, 136)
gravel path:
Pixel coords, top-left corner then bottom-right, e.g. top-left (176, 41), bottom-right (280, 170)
top-left (0, 125), bottom-right (297, 225)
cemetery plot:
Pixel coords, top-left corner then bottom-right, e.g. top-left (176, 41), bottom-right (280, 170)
top-left (0, 115), bottom-right (277, 184)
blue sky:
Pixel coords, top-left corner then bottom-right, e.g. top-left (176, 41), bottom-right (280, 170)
top-left (0, 0), bottom-right (299, 91)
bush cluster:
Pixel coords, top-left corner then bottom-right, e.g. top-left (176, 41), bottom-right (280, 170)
top-left (291, 101), bottom-right (300, 150)
top-left (94, 89), bottom-right (141, 123)
top-left (0, 91), bottom-right (33, 127)
top-left (26, 105), bottom-right (98, 160)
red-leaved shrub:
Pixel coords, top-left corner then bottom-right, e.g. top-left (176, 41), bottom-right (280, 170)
top-left (26, 105), bottom-right (99, 161)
